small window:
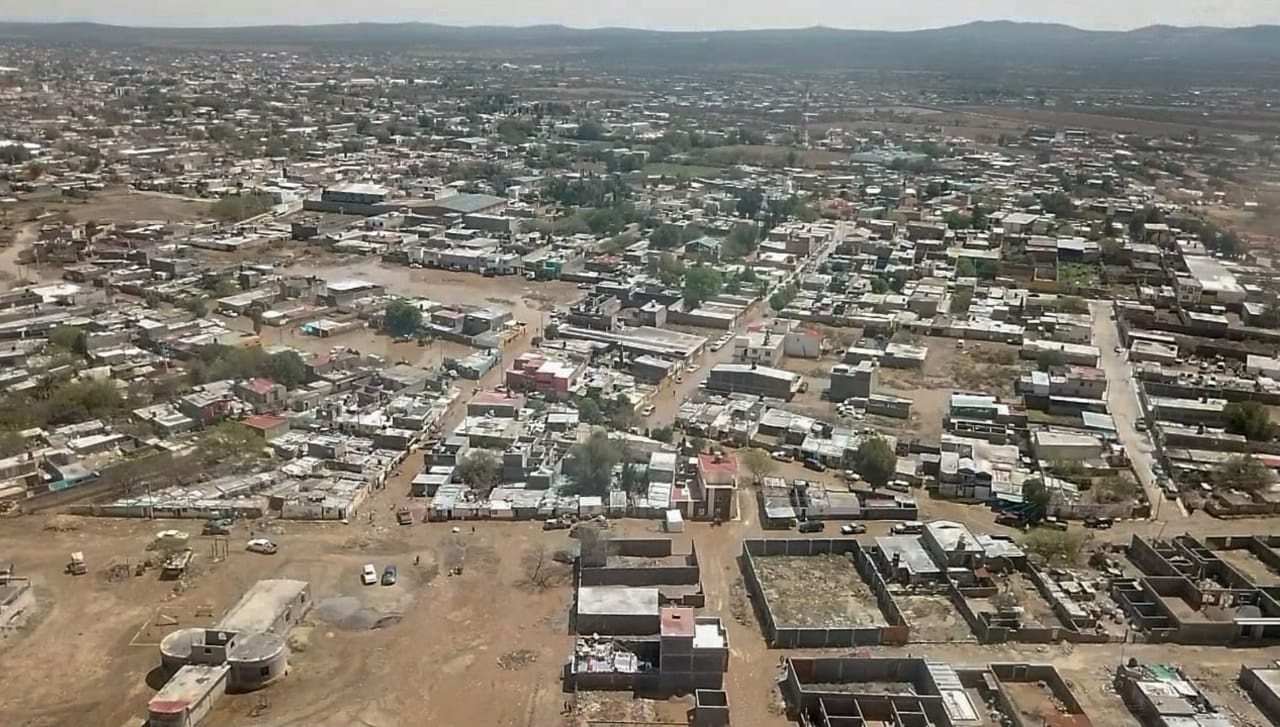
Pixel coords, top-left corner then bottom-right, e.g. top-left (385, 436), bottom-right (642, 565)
top-left (260, 666), bottom-right (270, 677)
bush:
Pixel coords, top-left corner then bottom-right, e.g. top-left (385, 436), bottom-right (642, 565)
top-left (211, 191), bottom-right (275, 222)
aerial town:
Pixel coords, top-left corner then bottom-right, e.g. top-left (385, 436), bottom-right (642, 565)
top-left (2, 16), bottom-right (1280, 727)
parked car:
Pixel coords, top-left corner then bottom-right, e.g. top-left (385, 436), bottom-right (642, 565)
top-left (1134, 420), bottom-right (1147, 431)
top-left (840, 523), bottom-right (867, 535)
top-left (1040, 516), bottom-right (1069, 531)
top-left (381, 565), bottom-right (398, 586)
top-left (771, 450), bottom-right (794, 462)
top-left (361, 564), bottom-right (378, 586)
top-left (891, 521), bottom-right (924, 535)
top-left (802, 458), bottom-right (827, 473)
top-left (686, 364), bottom-right (700, 373)
top-left (640, 405), bottom-right (655, 417)
top-left (798, 520), bottom-right (825, 533)
top-left (995, 513), bottom-right (1028, 529)
top-left (246, 538), bottom-right (278, 555)
top-left (1083, 516), bottom-right (1114, 530)
top-left (543, 517), bottom-right (572, 531)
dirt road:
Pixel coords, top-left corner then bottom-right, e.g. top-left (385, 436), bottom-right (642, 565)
top-left (1091, 300), bottom-right (1182, 521)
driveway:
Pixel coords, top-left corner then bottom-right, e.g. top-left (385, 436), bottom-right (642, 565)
top-left (1090, 301), bottom-right (1182, 521)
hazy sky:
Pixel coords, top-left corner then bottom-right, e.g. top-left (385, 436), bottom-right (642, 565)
top-left (0, 0), bottom-right (1271, 31)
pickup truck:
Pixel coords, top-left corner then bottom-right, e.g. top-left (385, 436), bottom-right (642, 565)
top-left (396, 507), bottom-right (414, 526)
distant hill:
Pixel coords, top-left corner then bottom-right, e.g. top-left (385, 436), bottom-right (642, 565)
top-left (1, 20), bottom-right (1279, 81)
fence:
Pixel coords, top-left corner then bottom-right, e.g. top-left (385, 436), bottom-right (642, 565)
top-left (740, 539), bottom-right (908, 648)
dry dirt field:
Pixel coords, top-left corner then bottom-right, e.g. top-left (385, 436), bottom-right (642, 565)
top-left (751, 553), bottom-right (883, 628)
top-left (13, 188), bottom-right (214, 225)
top-left (4, 479), bottom-right (1280, 726)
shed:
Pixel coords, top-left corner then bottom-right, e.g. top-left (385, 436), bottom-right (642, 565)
top-left (664, 509), bottom-right (684, 533)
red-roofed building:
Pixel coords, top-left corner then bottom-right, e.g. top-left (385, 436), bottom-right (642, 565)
top-left (695, 452), bottom-right (738, 521)
top-left (235, 378), bottom-right (287, 413)
top-left (242, 414), bottom-right (290, 442)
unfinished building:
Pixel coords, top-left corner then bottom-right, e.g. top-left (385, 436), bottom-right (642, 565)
top-left (1239, 662), bottom-right (1280, 725)
top-left (780, 656), bottom-right (1093, 727)
top-left (1117, 535), bottom-right (1280, 645)
top-left (740, 538), bottom-right (909, 648)
top-left (150, 579), bottom-right (311, 727)
top-left (1115, 661), bottom-right (1240, 727)
top-left (861, 520), bottom-right (1122, 645)
top-left (568, 538), bottom-right (729, 708)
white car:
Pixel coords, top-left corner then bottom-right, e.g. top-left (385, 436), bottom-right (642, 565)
top-left (771, 450), bottom-right (794, 462)
top-left (640, 405), bottom-right (655, 417)
top-left (361, 563), bottom-right (378, 586)
top-left (246, 538), bottom-right (278, 555)
top-left (687, 364), bottom-right (700, 373)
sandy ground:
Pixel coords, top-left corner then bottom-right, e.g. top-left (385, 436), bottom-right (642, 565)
top-left (4, 477), bottom-right (1280, 726)
top-left (11, 188), bottom-right (213, 226)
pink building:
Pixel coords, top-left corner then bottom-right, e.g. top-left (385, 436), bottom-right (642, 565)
top-left (505, 352), bottom-right (580, 398)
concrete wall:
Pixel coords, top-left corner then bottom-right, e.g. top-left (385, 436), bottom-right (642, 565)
top-left (580, 539), bottom-right (701, 587)
top-left (987, 663), bottom-right (1093, 727)
top-left (1240, 666), bottom-right (1280, 725)
top-left (741, 539), bottom-right (907, 648)
top-left (22, 450), bottom-right (177, 513)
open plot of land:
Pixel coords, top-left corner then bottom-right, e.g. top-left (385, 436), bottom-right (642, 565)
top-left (967, 573), bottom-right (1061, 629)
top-left (892, 592), bottom-right (975, 643)
top-left (14, 187), bottom-right (214, 224)
top-left (751, 554), bottom-right (883, 627)
top-left (1001, 680), bottom-right (1086, 727)
top-left (876, 336), bottom-right (1021, 438)
top-left (573, 692), bottom-right (691, 725)
top-left (0, 493), bottom-right (579, 727)
top-left (1213, 547), bottom-right (1280, 587)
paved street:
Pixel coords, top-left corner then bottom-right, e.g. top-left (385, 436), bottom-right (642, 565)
top-left (1091, 300), bottom-right (1183, 521)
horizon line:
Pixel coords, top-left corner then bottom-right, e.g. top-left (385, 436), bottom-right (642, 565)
top-left (0, 18), bottom-right (1274, 34)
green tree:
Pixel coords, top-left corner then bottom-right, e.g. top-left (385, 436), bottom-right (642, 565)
top-left (649, 224), bottom-right (681, 250)
top-left (564, 428), bottom-right (624, 497)
top-left (869, 276), bottom-right (889, 294)
top-left (736, 189), bottom-right (764, 218)
top-left (682, 264), bottom-right (723, 308)
top-left (210, 191), bottom-right (275, 222)
top-left (577, 398), bottom-right (604, 425)
top-left (740, 448), bottom-right (776, 484)
top-left (955, 257), bottom-right (977, 278)
top-left (455, 449), bottom-right (503, 491)
top-left (383, 300), bottom-right (422, 337)
top-left (1036, 350), bottom-right (1067, 372)
top-left (543, 323), bottom-right (560, 340)
top-left (770, 282), bottom-right (798, 312)
top-left (1021, 528), bottom-right (1087, 567)
top-left (852, 436), bottom-right (897, 487)
top-left (654, 253), bottom-right (685, 286)
top-left (1224, 401), bottom-right (1275, 442)
top-left (650, 425), bottom-right (674, 443)
top-left (182, 296), bottom-right (209, 318)
top-left (197, 421), bottom-right (267, 467)
top-left (1214, 455), bottom-right (1274, 493)
top-left (574, 119), bottom-right (606, 141)
top-left (723, 223), bottom-right (759, 260)
top-left (265, 350), bottom-right (307, 388)
top-left (1022, 477), bottom-right (1052, 518)
top-left (48, 326), bottom-right (87, 355)
top-left (0, 430), bottom-right (26, 458)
